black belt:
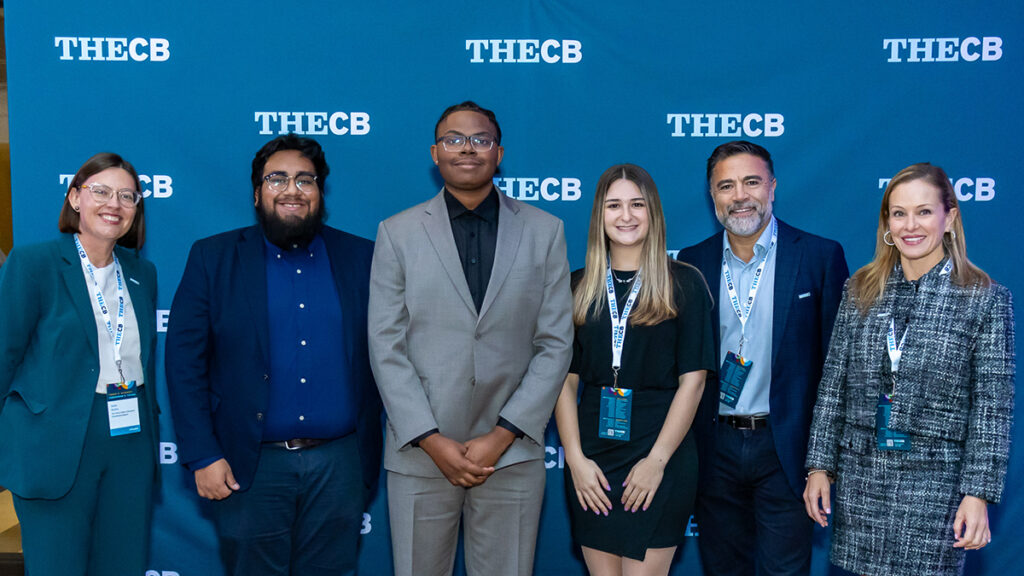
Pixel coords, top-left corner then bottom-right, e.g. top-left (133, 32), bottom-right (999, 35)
top-left (718, 414), bottom-right (770, 430)
top-left (266, 438), bottom-right (331, 451)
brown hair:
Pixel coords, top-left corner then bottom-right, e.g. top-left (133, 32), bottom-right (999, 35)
top-left (850, 162), bottom-right (988, 313)
top-left (58, 152), bottom-right (146, 249)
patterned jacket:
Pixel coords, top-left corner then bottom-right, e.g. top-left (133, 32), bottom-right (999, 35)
top-left (806, 260), bottom-right (1015, 503)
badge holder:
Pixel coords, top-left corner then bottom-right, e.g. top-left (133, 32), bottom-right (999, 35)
top-left (599, 386), bottom-right (632, 441)
top-left (719, 351), bottom-right (752, 408)
top-left (876, 393), bottom-right (910, 451)
top-left (107, 380), bottom-right (141, 436)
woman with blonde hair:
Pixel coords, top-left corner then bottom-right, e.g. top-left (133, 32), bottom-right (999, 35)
top-left (555, 163), bottom-right (714, 575)
top-left (804, 163), bottom-right (1014, 575)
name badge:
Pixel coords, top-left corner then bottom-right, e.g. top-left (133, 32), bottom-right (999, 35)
top-left (599, 387), bottom-right (632, 441)
top-left (719, 351), bottom-right (751, 408)
top-left (876, 394), bottom-right (910, 451)
top-left (107, 381), bottom-right (141, 437)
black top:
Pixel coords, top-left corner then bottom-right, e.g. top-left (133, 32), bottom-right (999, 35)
top-left (570, 260), bottom-right (716, 390)
top-left (445, 187), bottom-right (499, 312)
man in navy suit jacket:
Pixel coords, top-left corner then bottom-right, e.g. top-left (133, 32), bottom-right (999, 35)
top-left (166, 135), bottom-right (381, 576)
top-left (677, 141), bottom-right (847, 576)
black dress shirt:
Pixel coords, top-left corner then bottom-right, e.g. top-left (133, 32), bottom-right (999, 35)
top-left (445, 188), bottom-right (499, 312)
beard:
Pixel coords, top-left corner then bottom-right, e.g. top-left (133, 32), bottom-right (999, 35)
top-left (718, 201), bottom-right (771, 237)
top-left (256, 193), bottom-right (325, 249)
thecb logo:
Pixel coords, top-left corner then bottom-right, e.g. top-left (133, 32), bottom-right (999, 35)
top-left (877, 177), bottom-right (996, 201)
top-left (254, 112), bottom-right (370, 136)
top-left (55, 37), bottom-right (170, 61)
top-left (883, 37), bottom-right (1002, 62)
top-left (466, 39), bottom-right (582, 63)
top-left (667, 113), bottom-right (785, 138)
top-left (60, 174), bottom-right (174, 199)
top-left (495, 177), bottom-right (582, 202)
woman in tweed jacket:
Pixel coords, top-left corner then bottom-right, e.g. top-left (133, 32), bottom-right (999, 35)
top-left (803, 163), bottom-right (1014, 575)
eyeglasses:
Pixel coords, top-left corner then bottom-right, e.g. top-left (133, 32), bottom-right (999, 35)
top-left (264, 173), bottom-right (319, 194)
top-left (79, 183), bottom-right (141, 207)
top-left (436, 133), bottom-right (496, 152)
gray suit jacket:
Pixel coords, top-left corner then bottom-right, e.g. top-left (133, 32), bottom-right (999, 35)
top-left (369, 190), bottom-right (573, 477)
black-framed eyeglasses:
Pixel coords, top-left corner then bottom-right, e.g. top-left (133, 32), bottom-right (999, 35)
top-left (79, 183), bottom-right (141, 207)
top-left (264, 173), bottom-right (319, 194)
top-left (436, 133), bottom-right (496, 152)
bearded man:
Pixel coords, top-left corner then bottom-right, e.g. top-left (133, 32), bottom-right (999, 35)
top-left (677, 141), bottom-right (848, 576)
top-left (166, 134), bottom-right (382, 576)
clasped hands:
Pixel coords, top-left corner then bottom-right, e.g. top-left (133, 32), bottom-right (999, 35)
top-left (420, 427), bottom-right (516, 487)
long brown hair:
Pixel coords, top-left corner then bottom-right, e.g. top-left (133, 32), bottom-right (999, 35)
top-left (573, 164), bottom-right (676, 326)
top-left (850, 162), bottom-right (988, 313)
top-left (58, 152), bottom-right (146, 249)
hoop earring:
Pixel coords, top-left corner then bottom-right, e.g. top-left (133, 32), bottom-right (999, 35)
top-left (883, 230), bottom-right (895, 246)
top-left (948, 229), bottom-right (957, 240)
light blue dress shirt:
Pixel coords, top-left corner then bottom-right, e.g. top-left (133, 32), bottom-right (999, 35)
top-left (718, 216), bottom-right (777, 416)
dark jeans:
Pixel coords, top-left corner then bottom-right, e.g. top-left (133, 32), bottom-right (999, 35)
top-left (212, 433), bottom-right (364, 576)
top-left (696, 423), bottom-right (812, 576)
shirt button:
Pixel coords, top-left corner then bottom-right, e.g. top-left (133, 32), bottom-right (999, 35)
top-left (470, 257), bottom-right (478, 264)
top-left (276, 254), bottom-right (282, 259)
top-left (299, 415), bottom-right (305, 421)
top-left (300, 378), bottom-right (307, 384)
top-left (256, 412), bottom-right (264, 421)
top-left (296, 269), bottom-right (302, 274)
top-left (300, 340), bottom-right (307, 346)
top-left (299, 303), bottom-right (305, 309)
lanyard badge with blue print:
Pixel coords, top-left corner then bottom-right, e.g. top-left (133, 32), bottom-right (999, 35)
top-left (599, 263), bottom-right (641, 441)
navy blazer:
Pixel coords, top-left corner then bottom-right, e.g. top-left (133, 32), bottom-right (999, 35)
top-left (677, 219), bottom-right (848, 497)
top-left (0, 234), bottom-right (159, 499)
top-left (165, 225), bottom-right (382, 499)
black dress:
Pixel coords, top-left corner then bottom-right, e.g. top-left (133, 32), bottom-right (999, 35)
top-left (566, 260), bottom-right (716, 560)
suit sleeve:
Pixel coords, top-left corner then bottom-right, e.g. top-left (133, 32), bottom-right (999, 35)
top-left (497, 220), bottom-right (574, 445)
top-left (165, 241), bottom-right (223, 465)
top-left (0, 248), bottom-right (41, 399)
top-left (805, 280), bottom-right (855, 473)
top-left (960, 285), bottom-right (1015, 503)
top-left (368, 221), bottom-right (440, 448)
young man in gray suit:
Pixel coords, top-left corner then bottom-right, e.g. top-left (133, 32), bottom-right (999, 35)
top-left (368, 101), bottom-right (573, 576)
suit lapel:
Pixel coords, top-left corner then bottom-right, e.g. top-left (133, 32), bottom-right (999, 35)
top-left (422, 191), bottom-right (477, 315)
top-left (703, 235), bottom-right (724, 354)
top-left (771, 221), bottom-right (800, 370)
top-left (323, 228), bottom-right (355, 366)
top-left (478, 194), bottom-right (523, 321)
top-left (117, 248), bottom-right (154, 370)
top-left (59, 236), bottom-right (100, 358)
top-left (237, 226), bottom-right (271, 365)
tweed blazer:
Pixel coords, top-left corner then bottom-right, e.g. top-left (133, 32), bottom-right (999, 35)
top-left (806, 260), bottom-right (1015, 503)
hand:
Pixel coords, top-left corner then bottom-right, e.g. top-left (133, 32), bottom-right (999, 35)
top-left (565, 454), bottom-right (612, 516)
top-left (621, 457), bottom-right (665, 512)
top-left (194, 458), bottom-right (240, 500)
top-left (464, 427), bottom-right (516, 469)
top-left (419, 433), bottom-right (494, 488)
top-left (803, 471), bottom-right (833, 527)
top-left (953, 495), bottom-right (990, 549)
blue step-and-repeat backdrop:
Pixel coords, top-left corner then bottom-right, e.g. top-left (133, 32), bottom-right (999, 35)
top-left (5, 2), bottom-right (1021, 575)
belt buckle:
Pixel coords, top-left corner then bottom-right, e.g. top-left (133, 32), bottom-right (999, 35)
top-left (284, 439), bottom-right (303, 451)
